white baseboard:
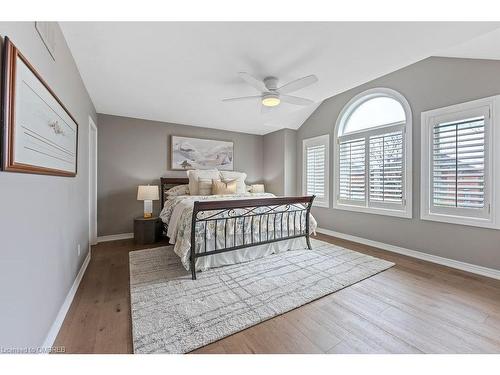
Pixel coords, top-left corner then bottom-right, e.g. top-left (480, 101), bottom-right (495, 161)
top-left (42, 249), bottom-right (91, 349)
top-left (316, 227), bottom-right (500, 281)
top-left (97, 232), bottom-right (133, 243)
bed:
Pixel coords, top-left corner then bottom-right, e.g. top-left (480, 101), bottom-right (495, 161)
top-left (159, 177), bottom-right (317, 279)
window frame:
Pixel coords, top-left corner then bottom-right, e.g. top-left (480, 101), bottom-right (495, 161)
top-left (420, 96), bottom-right (500, 229)
top-left (333, 87), bottom-right (413, 219)
top-left (302, 134), bottom-right (330, 208)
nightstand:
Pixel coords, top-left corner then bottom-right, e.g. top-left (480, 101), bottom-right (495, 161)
top-left (134, 217), bottom-right (162, 245)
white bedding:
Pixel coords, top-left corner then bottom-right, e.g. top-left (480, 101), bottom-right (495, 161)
top-left (159, 192), bottom-right (317, 271)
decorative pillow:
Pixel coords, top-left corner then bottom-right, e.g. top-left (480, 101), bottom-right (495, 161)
top-left (212, 179), bottom-right (237, 195)
top-left (198, 178), bottom-right (213, 196)
top-left (219, 171), bottom-right (247, 193)
top-left (250, 184), bottom-right (265, 193)
top-left (187, 169), bottom-right (220, 195)
top-left (166, 184), bottom-right (189, 197)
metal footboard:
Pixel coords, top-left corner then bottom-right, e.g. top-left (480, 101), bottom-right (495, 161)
top-left (189, 195), bottom-right (315, 280)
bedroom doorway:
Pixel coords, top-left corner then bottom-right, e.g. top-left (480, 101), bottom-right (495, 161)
top-left (89, 116), bottom-right (98, 246)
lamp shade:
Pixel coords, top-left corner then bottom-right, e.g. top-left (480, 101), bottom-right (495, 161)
top-left (137, 185), bottom-right (159, 201)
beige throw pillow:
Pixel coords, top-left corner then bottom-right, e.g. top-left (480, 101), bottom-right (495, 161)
top-left (212, 179), bottom-right (237, 195)
top-left (198, 178), bottom-right (213, 195)
top-left (187, 169), bottom-right (220, 195)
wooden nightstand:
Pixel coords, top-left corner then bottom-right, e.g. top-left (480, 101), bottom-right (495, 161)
top-left (134, 217), bottom-right (162, 245)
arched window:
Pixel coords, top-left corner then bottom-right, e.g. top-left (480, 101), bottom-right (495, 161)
top-left (333, 88), bottom-right (412, 218)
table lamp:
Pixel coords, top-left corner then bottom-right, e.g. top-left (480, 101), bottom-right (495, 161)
top-left (137, 185), bottom-right (159, 218)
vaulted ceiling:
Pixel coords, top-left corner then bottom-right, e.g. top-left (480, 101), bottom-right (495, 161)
top-left (60, 22), bottom-right (500, 135)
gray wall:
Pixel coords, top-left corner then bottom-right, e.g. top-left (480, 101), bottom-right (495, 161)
top-left (263, 128), bottom-right (298, 196)
top-left (297, 56), bottom-right (500, 270)
top-left (263, 129), bottom-right (285, 195)
top-left (0, 23), bottom-right (97, 347)
top-left (97, 114), bottom-right (264, 236)
top-left (283, 129), bottom-right (298, 196)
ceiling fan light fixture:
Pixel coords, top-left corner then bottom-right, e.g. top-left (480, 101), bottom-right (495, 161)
top-left (262, 94), bottom-right (280, 107)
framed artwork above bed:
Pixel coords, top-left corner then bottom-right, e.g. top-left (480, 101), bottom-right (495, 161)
top-left (171, 135), bottom-right (233, 171)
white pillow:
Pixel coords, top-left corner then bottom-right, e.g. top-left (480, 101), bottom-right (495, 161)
top-left (198, 178), bottom-right (213, 195)
top-left (166, 184), bottom-right (189, 197)
top-left (187, 169), bottom-right (220, 195)
top-left (219, 171), bottom-right (247, 193)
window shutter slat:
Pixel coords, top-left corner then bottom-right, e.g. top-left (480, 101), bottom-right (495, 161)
top-left (432, 116), bottom-right (485, 209)
top-left (305, 143), bottom-right (326, 198)
top-left (369, 131), bottom-right (404, 204)
top-left (339, 138), bottom-right (366, 201)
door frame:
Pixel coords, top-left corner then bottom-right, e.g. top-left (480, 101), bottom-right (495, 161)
top-left (88, 116), bottom-right (98, 246)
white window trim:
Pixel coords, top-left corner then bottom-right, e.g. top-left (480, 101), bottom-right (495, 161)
top-left (420, 95), bottom-right (500, 229)
top-left (302, 134), bottom-right (330, 208)
top-left (333, 87), bottom-right (413, 219)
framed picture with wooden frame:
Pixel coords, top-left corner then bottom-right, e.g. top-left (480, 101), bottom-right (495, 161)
top-left (1, 37), bottom-right (79, 177)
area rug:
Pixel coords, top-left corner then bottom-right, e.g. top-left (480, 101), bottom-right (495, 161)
top-left (129, 239), bottom-right (394, 353)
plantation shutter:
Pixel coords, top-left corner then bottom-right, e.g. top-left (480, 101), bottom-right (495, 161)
top-left (432, 116), bottom-right (485, 209)
top-left (339, 138), bottom-right (365, 201)
top-left (369, 130), bottom-right (404, 204)
top-left (306, 144), bottom-right (326, 198)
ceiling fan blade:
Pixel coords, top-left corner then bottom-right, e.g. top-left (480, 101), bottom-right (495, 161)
top-left (261, 105), bottom-right (276, 114)
top-left (222, 95), bottom-right (262, 102)
top-left (238, 72), bottom-right (267, 92)
top-left (277, 74), bottom-right (318, 94)
top-left (280, 95), bottom-right (314, 106)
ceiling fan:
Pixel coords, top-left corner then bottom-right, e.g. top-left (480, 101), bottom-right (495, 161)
top-left (223, 72), bottom-right (318, 112)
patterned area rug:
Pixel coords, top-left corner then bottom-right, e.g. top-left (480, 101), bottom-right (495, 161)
top-left (129, 239), bottom-right (394, 353)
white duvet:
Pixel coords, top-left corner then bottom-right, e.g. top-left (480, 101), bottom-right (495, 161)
top-left (159, 192), bottom-right (317, 271)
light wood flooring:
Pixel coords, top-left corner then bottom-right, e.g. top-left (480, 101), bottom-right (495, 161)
top-left (54, 233), bottom-right (500, 353)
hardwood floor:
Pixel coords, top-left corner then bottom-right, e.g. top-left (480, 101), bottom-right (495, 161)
top-left (54, 233), bottom-right (500, 353)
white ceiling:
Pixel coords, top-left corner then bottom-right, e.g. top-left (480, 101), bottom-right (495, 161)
top-left (60, 22), bottom-right (500, 135)
top-left (437, 28), bottom-right (500, 60)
